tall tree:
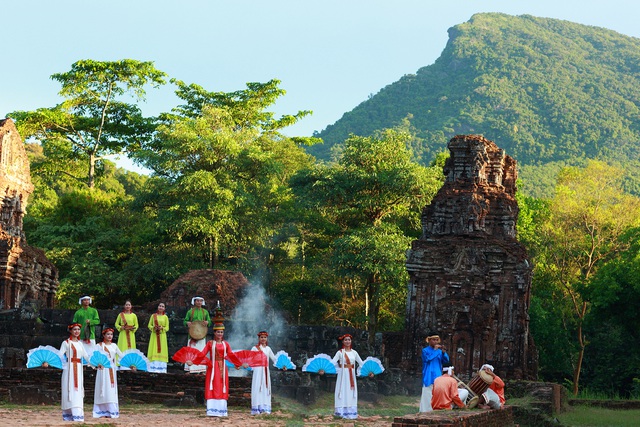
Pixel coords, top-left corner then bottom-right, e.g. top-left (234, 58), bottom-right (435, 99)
top-left (11, 59), bottom-right (166, 188)
top-left (531, 161), bottom-right (640, 394)
top-left (138, 79), bottom-right (315, 270)
top-left (291, 129), bottom-right (443, 341)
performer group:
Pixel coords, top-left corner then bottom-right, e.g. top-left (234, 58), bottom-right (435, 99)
top-left (42, 295), bottom-right (506, 421)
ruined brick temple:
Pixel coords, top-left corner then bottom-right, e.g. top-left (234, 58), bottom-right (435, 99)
top-left (404, 134), bottom-right (537, 380)
top-left (0, 118), bottom-right (58, 309)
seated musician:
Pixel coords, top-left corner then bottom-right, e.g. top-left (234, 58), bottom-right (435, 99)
top-left (477, 364), bottom-right (505, 409)
top-left (431, 365), bottom-right (468, 410)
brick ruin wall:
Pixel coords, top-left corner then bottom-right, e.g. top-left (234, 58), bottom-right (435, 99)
top-left (0, 118), bottom-right (58, 310)
top-left (403, 135), bottom-right (537, 381)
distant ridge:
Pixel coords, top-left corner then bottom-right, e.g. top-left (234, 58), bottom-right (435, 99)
top-left (310, 13), bottom-right (640, 196)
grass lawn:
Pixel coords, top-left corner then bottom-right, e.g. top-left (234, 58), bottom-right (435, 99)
top-left (557, 406), bottom-right (640, 427)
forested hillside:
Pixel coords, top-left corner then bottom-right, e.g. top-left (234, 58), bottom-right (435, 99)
top-left (311, 13), bottom-right (640, 197)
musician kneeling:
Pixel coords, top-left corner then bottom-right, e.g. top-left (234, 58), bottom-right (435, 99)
top-left (477, 364), bottom-right (505, 410)
top-left (431, 366), bottom-right (468, 410)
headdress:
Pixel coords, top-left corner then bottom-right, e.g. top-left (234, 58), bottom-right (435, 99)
top-left (338, 333), bottom-right (353, 341)
top-left (480, 364), bottom-right (494, 372)
top-left (425, 332), bottom-right (440, 343)
top-left (191, 296), bottom-right (206, 306)
top-left (442, 366), bottom-right (454, 375)
top-left (68, 323), bottom-right (82, 331)
top-left (102, 328), bottom-right (115, 335)
top-left (212, 301), bottom-right (225, 330)
top-left (257, 331), bottom-right (269, 337)
top-left (78, 295), bottom-right (92, 304)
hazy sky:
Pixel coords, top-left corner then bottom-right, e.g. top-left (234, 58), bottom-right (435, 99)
top-left (3, 1), bottom-right (639, 172)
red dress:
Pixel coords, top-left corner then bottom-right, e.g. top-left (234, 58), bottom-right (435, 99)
top-left (200, 340), bottom-right (242, 400)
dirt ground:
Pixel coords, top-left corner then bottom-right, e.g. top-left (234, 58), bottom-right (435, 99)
top-left (0, 405), bottom-right (393, 426)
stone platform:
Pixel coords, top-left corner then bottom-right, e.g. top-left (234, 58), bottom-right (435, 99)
top-left (0, 367), bottom-right (251, 407)
top-left (392, 408), bottom-right (514, 427)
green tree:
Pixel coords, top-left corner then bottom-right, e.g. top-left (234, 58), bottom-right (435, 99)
top-left (532, 161), bottom-right (640, 394)
top-left (11, 59), bottom-right (166, 188)
top-left (291, 129), bottom-right (443, 340)
top-left (138, 79), bottom-right (315, 270)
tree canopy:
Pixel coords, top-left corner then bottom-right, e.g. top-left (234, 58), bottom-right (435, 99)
top-left (10, 59), bottom-right (167, 188)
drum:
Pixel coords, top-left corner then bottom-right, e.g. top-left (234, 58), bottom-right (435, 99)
top-left (466, 395), bottom-right (480, 409)
top-left (468, 370), bottom-right (493, 396)
top-left (188, 322), bottom-right (208, 340)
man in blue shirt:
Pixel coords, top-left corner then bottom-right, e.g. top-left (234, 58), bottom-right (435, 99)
top-left (419, 332), bottom-right (450, 412)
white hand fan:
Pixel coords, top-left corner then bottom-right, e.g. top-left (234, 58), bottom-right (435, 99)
top-left (302, 353), bottom-right (337, 374)
top-left (26, 345), bottom-right (65, 369)
top-left (274, 350), bottom-right (296, 370)
top-left (119, 349), bottom-right (150, 371)
top-left (357, 356), bottom-right (385, 376)
top-left (89, 349), bottom-right (112, 369)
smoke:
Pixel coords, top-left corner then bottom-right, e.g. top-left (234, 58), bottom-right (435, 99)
top-left (226, 280), bottom-right (286, 352)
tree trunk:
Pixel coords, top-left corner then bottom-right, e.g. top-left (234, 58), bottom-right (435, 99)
top-left (88, 154), bottom-right (96, 188)
top-left (572, 301), bottom-right (588, 395)
top-left (367, 274), bottom-right (380, 346)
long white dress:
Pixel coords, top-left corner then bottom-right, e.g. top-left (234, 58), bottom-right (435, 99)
top-left (250, 345), bottom-right (277, 415)
top-left (93, 342), bottom-right (124, 418)
top-left (331, 348), bottom-right (365, 419)
top-left (60, 339), bottom-right (91, 422)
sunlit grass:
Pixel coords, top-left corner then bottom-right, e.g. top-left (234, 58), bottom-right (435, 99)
top-left (557, 406), bottom-right (640, 426)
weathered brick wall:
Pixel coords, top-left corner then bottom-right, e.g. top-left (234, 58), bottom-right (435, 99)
top-left (404, 135), bottom-right (537, 380)
top-left (0, 118), bottom-right (58, 311)
top-left (0, 367), bottom-right (251, 406)
top-left (392, 407), bottom-right (514, 427)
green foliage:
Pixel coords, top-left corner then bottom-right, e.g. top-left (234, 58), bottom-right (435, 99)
top-left (10, 59), bottom-right (167, 188)
top-left (137, 79), bottom-right (314, 271)
top-left (290, 129), bottom-right (443, 336)
top-left (311, 13), bottom-right (640, 196)
top-left (521, 161), bottom-right (640, 394)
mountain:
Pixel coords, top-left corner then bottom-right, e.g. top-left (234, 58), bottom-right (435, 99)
top-left (310, 13), bottom-right (640, 197)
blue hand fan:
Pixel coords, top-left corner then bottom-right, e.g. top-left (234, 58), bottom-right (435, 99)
top-left (119, 349), bottom-right (149, 371)
top-left (225, 359), bottom-right (252, 371)
top-left (89, 350), bottom-right (112, 369)
top-left (302, 353), bottom-right (337, 374)
top-left (274, 350), bottom-right (296, 370)
top-left (357, 356), bottom-right (385, 377)
top-left (26, 345), bottom-right (64, 369)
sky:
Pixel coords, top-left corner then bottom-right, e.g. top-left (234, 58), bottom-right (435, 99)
top-left (3, 0), bottom-right (639, 173)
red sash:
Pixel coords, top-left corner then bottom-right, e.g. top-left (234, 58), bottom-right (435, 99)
top-left (68, 340), bottom-right (81, 390)
top-left (153, 314), bottom-right (162, 353)
top-left (102, 344), bottom-right (115, 387)
top-left (344, 351), bottom-right (355, 390)
top-left (120, 312), bottom-right (132, 348)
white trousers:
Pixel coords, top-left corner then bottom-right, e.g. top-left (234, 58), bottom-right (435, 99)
top-left (419, 385), bottom-right (433, 412)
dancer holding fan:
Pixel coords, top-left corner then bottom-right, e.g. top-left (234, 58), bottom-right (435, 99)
top-left (60, 323), bottom-right (93, 422)
top-left (92, 328), bottom-right (124, 419)
top-left (187, 302), bottom-right (244, 417)
top-left (147, 302), bottom-right (169, 373)
top-left (114, 300), bottom-right (138, 353)
top-left (325, 334), bottom-right (372, 420)
top-left (249, 331), bottom-right (279, 415)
